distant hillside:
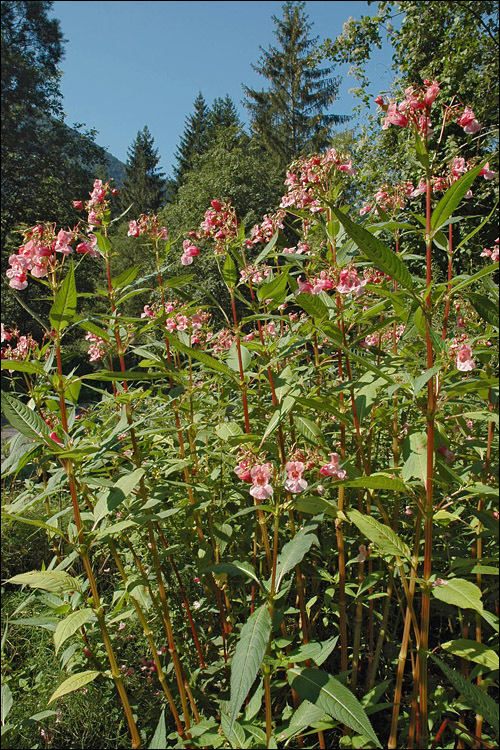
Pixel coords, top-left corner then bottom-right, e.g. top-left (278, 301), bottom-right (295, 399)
top-left (102, 149), bottom-right (126, 187)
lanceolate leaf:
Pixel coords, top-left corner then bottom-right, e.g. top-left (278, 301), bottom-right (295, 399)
top-left (222, 253), bottom-right (237, 288)
top-left (431, 163), bottom-right (486, 231)
top-left (229, 604), bottom-right (271, 733)
top-left (206, 562), bottom-right (261, 587)
top-left (468, 292), bottom-right (499, 329)
top-left (274, 524), bottom-right (319, 591)
top-left (1, 393), bottom-right (51, 444)
top-left (54, 609), bottom-right (94, 654)
top-left (48, 671), bottom-right (101, 704)
top-left (348, 509), bottom-right (411, 561)
top-left (163, 331), bottom-right (237, 380)
top-left (430, 653), bottom-right (499, 734)
top-left (328, 204), bottom-right (414, 292)
top-left (93, 468), bottom-right (145, 524)
top-left (431, 578), bottom-right (483, 614)
top-left (295, 292), bottom-right (328, 320)
top-left (7, 570), bottom-right (79, 595)
top-left (49, 262), bottom-right (77, 332)
top-left (148, 709), bottom-right (167, 749)
top-left (288, 667), bottom-right (381, 747)
top-left (441, 639), bottom-right (499, 671)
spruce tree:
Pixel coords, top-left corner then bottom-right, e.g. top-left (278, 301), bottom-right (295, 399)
top-left (172, 92), bottom-right (210, 190)
top-left (120, 126), bottom-right (166, 215)
top-left (243, 0), bottom-right (347, 166)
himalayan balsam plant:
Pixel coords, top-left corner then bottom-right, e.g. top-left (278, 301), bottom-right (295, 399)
top-left (2, 82), bottom-right (499, 750)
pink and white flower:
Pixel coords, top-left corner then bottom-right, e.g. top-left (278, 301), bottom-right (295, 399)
top-left (319, 453), bottom-right (346, 479)
top-left (284, 461), bottom-right (308, 494)
top-left (249, 464), bottom-right (273, 500)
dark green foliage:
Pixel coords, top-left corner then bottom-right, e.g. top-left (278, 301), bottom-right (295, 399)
top-left (119, 126), bottom-right (166, 216)
top-left (243, 1), bottom-right (348, 166)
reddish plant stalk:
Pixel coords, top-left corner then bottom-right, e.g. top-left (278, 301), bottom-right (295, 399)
top-left (441, 224), bottom-right (454, 340)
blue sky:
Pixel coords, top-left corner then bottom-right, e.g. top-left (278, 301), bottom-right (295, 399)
top-left (50, 1), bottom-right (396, 175)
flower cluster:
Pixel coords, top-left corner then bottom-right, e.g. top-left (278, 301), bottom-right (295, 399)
top-left (246, 211), bottom-right (286, 247)
top-left (377, 80), bottom-right (440, 135)
top-left (74, 178), bottom-right (117, 231)
top-left (363, 324), bottom-right (406, 349)
top-left (184, 199), bottom-right (239, 258)
top-left (449, 335), bottom-right (476, 372)
top-left (481, 238), bottom-right (499, 263)
top-left (296, 270), bottom-right (334, 295)
top-left (239, 265), bottom-right (272, 285)
top-left (127, 214), bottom-right (168, 242)
top-left (85, 332), bottom-right (107, 363)
top-left (337, 267), bottom-right (366, 296)
top-left (279, 149), bottom-right (357, 214)
top-left (360, 182), bottom-right (415, 216)
top-left (1, 326), bottom-right (39, 362)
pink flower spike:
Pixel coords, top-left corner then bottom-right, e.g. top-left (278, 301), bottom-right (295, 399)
top-left (284, 461), bottom-right (308, 494)
top-left (319, 453), bottom-right (346, 480)
top-left (455, 344), bottom-right (475, 372)
top-left (249, 464), bottom-right (273, 500)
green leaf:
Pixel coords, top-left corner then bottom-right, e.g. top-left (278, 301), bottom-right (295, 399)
top-left (223, 253), bottom-right (237, 288)
top-left (93, 468), bottom-right (145, 524)
top-left (293, 415), bottom-right (324, 445)
top-left (287, 637), bottom-right (339, 667)
top-left (261, 394), bottom-right (296, 442)
top-left (221, 712), bottom-right (246, 748)
top-left (274, 524), bottom-right (319, 591)
top-left (429, 654), bottom-right (499, 734)
top-left (452, 262), bottom-right (499, 294)
top-left (348, 509), bottom-right (411, 561)
top-left (254, 230), bottom-right (279, 266)
top-left (226, 343), bottom-right (251, 373)
top-left (295, 292), bottom-right (328, 320)
top-left (54, 609), bottom-right (94, 654)
top-left (148, 709), bottom-right (166, 749)
top-left (468, 292), bottom-right (499, 329)
top-left (2, 512), bottom-right (66, 539)
top-left (48, 670), bottom-right (101, 704)
top-left (1, 359), bottom-right (46, 376)
top-left (341, 475), bottom-right (409, 494)
top-left (163, 331), bottom-right (237, 380)
top-left (83, 370), bottom-right (166, 381)
top-left (287, 667), bottom-right (381, 747)
top-left (229, 604), bottom-right (271, 734)
top-left (206, 562), bottom-right (261, 587)
top-left (257, 270), bottom-right (289, 303)
top-left (6, 570), bottom-right (79, 595)
top-left (1, 684), bottom-right (13, 724)
top-left (432, 578), bottom-right (483, 614)
top-left (431, 163), bottom-right (486, 231)
top-left (328, 204), bottom-right (414, 292)
top-left (412, 365), bottom-right (442, 398)
top-left (49, 263), bottom-right (77, 332)
top-left (111, 266), bottom-right (138, 290)
top-left (441, 639), bottom-right (499, 671)
top-left (278, 700), bottom-right (326, 741)
top-left (244, 680), bottom-right (263, 722)
top-left (401, 431), bottom-right (428, 485)
top-left (1, 392), bottom-right (51, 444)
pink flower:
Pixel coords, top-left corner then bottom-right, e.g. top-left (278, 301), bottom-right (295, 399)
top-left (455, 344), bottom-right (475, 372)
top-left (181, 239), bottom-right (200, 266)
top-left (296, 277), bottom-right (314, 294)
top-left (284, 461), bottom-right (308, 494)
top-left (424, 80), bottom-right (440, 107)
top-left (338, 159), bottom-right (357, 176)
top-left (73, 200), bottom-right (84, 210)
top-left (54, 229), bottom-right (73, 255)
top-left (356, 544), bottom-right (370, 563)
top-left (249, 464), bottom-right (273, 500)
top-left (457, 107), bottom-right (481, 134)
top-left (337, 268), bottom-right (366, 296)
top-left (319, 453), bottom-right (346, 480)
top-left (127, 220), bottom-right (140, 237)
top-left (382, 102), bottom-right (409, 130)
top-left (234, 460), bottom-right (252, 483)
top-left (479, 163), bottom-right (496, 180)
top-left (437, 446), bottom-right (455, 464)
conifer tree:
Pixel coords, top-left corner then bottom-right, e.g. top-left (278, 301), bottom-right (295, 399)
top-left (120, 126), bottom-right (166, 214)
top-left (209, 95), bottom-right (241, 131)
top-left (172, 92), bottom-right (210, 190)
top-left (243, 0), bottom-right (347, 166)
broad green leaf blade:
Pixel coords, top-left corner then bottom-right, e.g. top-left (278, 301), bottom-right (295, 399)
top-left (452, 262), bottom-right (499, 293)
top-left (261, 394), bottom-right (296, 443)
top-left (348, 509), bottom-right (411, 561)
top-left (2, 512), bottom-right (66, 538)
top-left (48, 670), bottom-right (101, 704)
top-left (328, 204), bottom-right (414, 292)
top-left (49, 263), bottom-right (77, 332)
top-left (148, 709), bottom-right (166, 749)
top-left (244, 680), bottom-right (264, 722)
top-left (288, 667), bottom-right (381, 747)
top-left (93, 468), bottom-right (145, 524)
top-left (341, 475), bottom-right (409, 494)
top-left (226, 343), bottom-right (251, 373)
top-left (1, 684), bottom-right (13, 724)
top-left (221, 712), bottom-right (246, 748)
top-left (257, 270), bottom-right (289, 303)
top-left (288, 636), bottom-right (339, 666)
top-left (295, 292), bottom-right (328, 320)
top-left (293, 414), bottom-right (325, 446)
top-left (431, 163), bottom-right (485, 231)
top-left (111, 265), bottom-right (139, 290)
top-left (223, 253), bottom-right (237, 288)
top-left (274, 524), bottom-right (319, 591)
top-left (430, 654), bottom-right (499, 734)
top-left (7, 570), bottom-right (79, 595)
top-left (401, 431), bottom-right (428, 485)
top-left (278, 699), bottom-right (326, 741)
top-left (468, 292), bottom-right (499, 329)
top-left (432, 578), bottom-right (483, 614)
top-left (207, 562), bottom-right (261, 586)
top-left (229, 604), bottom-right (271, 733)
top-left (254, 230), bottom-right (279, 266)
top-left (1, 392), bottom-right (51, 444)
top-left (164, 331), bottom-right (237, 380)
top-left (54, 609), bottom-right (94, 654)
top-left (83, 370), bottom-right (166, 381)
top-left (1, 359), bottom-right (46, 376)
top-left (441, 639), bottom-right (499, 671)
